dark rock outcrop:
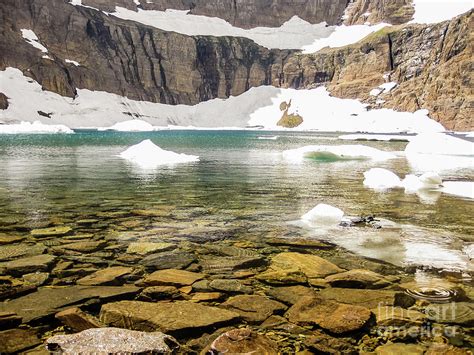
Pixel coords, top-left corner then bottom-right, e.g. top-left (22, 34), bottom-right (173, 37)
top-left (281, 11), bottom-right (474, 130)
top-left (344, 0), bottom-right (415, 25)
top-left (0, 0), bottom-right (291, 103)
top-left (0, 93), bottom-right (8, 110)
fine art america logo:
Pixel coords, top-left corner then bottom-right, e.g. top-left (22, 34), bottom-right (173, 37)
top-left (375, 302), bottom-right (463, 338)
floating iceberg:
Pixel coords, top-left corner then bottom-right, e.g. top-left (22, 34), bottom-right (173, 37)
top-left (339, 134), bottom-right (413, 142)
top-left (0, 121), bottom-right (73, 134)
top-left (301, 204), bottom-right (344, 226)
top-left (402, 172), bottom-right (443, 192)
top-left (441, 181), bottom-right (474, 199)
top-left (119, 139), bottom-right (199, 168)
top-left (100, 120), bottom-right (155, 132)
top-left (405, 133), bottom-right (474, 156)
top-left (257, 136), bottom-right (279, 140)
top-left (284, 145), bottom-right (396, 163)
top-left (363, 168), bottom-right (402, 190)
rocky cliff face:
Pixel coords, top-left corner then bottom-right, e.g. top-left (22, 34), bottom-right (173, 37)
top-left (344, 0), bottom-right (415, 25)
top-left (0, 0), bottom-right (290, 104)
top-left (0, 0), bottom-right (472, 130)
top-left (81, 0), bottom-right (350, 28)
top-left (281, 11), bottom-right (473, 131)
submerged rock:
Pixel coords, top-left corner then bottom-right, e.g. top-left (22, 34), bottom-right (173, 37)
top-left (0, 254), bottom-right (56, 276)
top-left (304, 330), bottom-right (357, 354)
top-left (324, 269), bottom-right (392, 289)
top-left (126, 242), bottom-right (176, 255)
top-left (286, 296), bottom-right (371, 334)
top-left (100, 301), bottom-right (240, 333)
top-left (54, 241), bottom-right (107, 253)
top-left (426, 302), bottom-right (474, 326)
top-left (0, 243), bottom-right (46, 261)
top-left (140, 251), bottom-right (196, 270)
top-left (373, 306), bottom-right (426, 328)
top-left (258, 252), bottom-right (343, 284)
top-left (318, 288), bottom-right (415, 309)
top-left (0, 328), bottom-right (41, 353)
top-left (140, 286), bottom-right (180, 301)
top-left (77, 266), bottom-right (133, 286)
top-left (208, 279), bottom-right (253, 294)
top-left (46, 328), bottom-right (179, 354)
top-left (55, 307), bottom-right (103, 332)
top-left (221, 295), bottom-right (287, 323)
top-left (0, 285), bottom-right (140, 323)
top-left (208, 328), bottom-right (278, 354)
top-left (265, 285), bottom-right (316, 305)
top-left (30, 226), bottom-right (72, 238)
top-left (143, 269), bottom-right (204, 286)
top-left (375, 342), bottom-right (425, 355)
top-left (0, 311), bottom-right (22, 329)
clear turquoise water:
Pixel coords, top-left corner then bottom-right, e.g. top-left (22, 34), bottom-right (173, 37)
top-left (0, 130), bottom-right (472, 270)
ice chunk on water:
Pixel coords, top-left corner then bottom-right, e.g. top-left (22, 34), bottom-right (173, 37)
top-left (119, 139), bottom-right (199, 168)
top-left (100, 120), bottom-right (155, 132)
top-left (363, 168), bottom-right (402, 190)
top-left (441, 181), bottom-right (474, 199)
top-left (301, 204), bottom-right (344, 226)
top-left (0, 121), bottom-right (73, 134)
top-left (284, 145), bottom-right (396, 163)
top-left (402, 172), bottom-right (442, 192)
top-left (405, 133), bottom-right (474, 156)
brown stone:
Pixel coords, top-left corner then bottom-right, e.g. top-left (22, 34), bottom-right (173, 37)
top-left (375, 343), bottom-right (425, 355)
top-left (191, 292), bottom-right (223, 302)
top-left (209, 328), bottom-right (278, 354)
top-left (55, 307), bottom-right (103, 332)
top-left (0, 311), bottom-right (22, 329)
top-left (319, 288), bottom-right (415, 309)
top-left (140, 286), bottom-right (180, 301)
top-left (221, 295), bottom-right (287, 323)
top-left (77, 266), bottom-right (133, 286)
top-left (265, 285), bottom-right (316, 305)
top-left (100, 300), bottom-right (240, 333)
top-left (304, 330), bottom-right (357, 354)
top-left (324, 269), bottom-right (392, 289)
top-left (0, 328), bottom-right (41, 353)
top-left (144, 269), bottom-right (205, 286)
top-left (286, 296), bottom-right (371, 334)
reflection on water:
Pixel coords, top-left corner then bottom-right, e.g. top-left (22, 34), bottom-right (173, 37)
top-left (0, 130), bottom-right (472, 272)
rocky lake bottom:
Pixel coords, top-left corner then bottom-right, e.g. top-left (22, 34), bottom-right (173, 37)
top-left (0, 131), bottom-right (472, 354)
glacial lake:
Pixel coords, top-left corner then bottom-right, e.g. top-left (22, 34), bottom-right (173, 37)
top-left (0, 130), bottom-right (472, 273)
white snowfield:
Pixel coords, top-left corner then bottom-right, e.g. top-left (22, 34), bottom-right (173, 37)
top-left (248, 87), bottom-right (445, 133)
top-left (110, 7), bottom-right (334, 50)
top-left (0, 68), bottom-right (447, 134)
top-left (411, 0), bottom-right (473, 24)
top-left (0, 121), bottom-right (73, 134)
top-left (119, 139), bottom-right (199, 168)
top-left (283, 145), bottom-right (396, 163)
top-left (21, 29), bottom-right (48, 53)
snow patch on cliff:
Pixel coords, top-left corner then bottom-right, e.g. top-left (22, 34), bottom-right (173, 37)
top-left (110, 8), bottom-right (334, 50)
top-left (411, 0), bottom-right (473, 24)
top-left (21, 29), bottom-right (48, 53)
top-left (302, 23), bottom-right (389, 53)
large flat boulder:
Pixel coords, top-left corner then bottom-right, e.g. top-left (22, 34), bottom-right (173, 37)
top-left (258, 252), bottom-right (343, 283)
top-left (286, 296), bottom-right (371, 334)
top-left (77, 267), bottom-right (133, 286)
top-left (46, 328), bottom-right (179, 354)
top-left (0, 328), bottom-right (41, 353)
top-left (100, 300), bottom-right (240, 334)
top-left (0, 254), bottom-right (56, 276)
top-left (143, 269), bottom-right (205, 286)
top-left (319, 288), bottom-right (415, 309)
top-left (324, 269), bottom-right (392, 289)
top-left (208, 328), bottom-right (278, 354)
top-left (0, 285), bottom-right (139, 323)
top-left (221, 295), bottom-right (287, 323)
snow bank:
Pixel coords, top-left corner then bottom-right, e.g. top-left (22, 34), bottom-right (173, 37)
top-left (302, 23), bottom-right (388, 53)
top-left (119, 139), bottom-right (199, 168)
top-left (99, 119), bottom-right (155, 132)
top-left (0, 121), bottom-right (73, 134)
top-left (110, 8), bottom-right (333, 50)
top-left (363, 168), bottom-right (402, 190)
top-left (441, 181), bottom-right (474, 199)
top-left (283, 145), bottom-right (396, 163)
top-left (301, 204), bottom-right (344, 226)
top-left (0, 68), bottom-right (448, 133)
top-left (411, 0), bottom-right (473, 24)
top-left (339, 134), bottom-right (413, 142)
top-left (21, 29), bottom-right (48, 53)
top-left (405, 133), bottom-right (474, 156)
top-left (248, 87), bottom-right (445, 133)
